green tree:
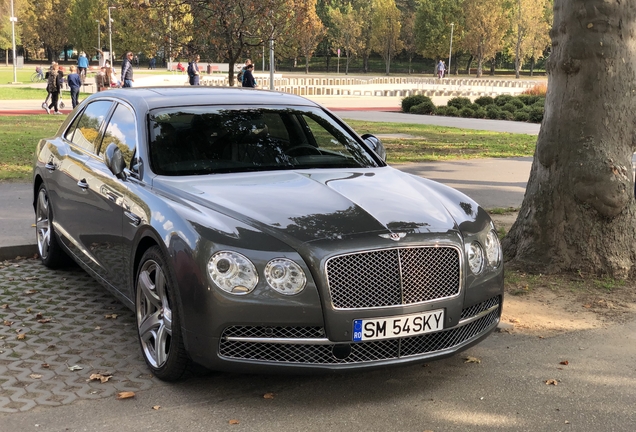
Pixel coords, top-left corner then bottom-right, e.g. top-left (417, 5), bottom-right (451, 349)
top-left (462, 0), bottom-right (508, 77)
top-left (414, 0), bottom-right (464, 75)
top-left (328, 3), bottom-right (361, 74)
top-left (504, 0), bottom-right (636, 278)
top-left (508, 0), bottom-right (550, 78)
top-left (296, 0), bottom-right (326, 73)
top-left (370, 0), bottom-right (402, 75)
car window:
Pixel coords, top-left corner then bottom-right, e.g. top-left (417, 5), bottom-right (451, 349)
top-left (148, 106), bottom-right (379, 176)
top-left (65, 101), bottom-right (113, 153)
top-left (98, 103), bottom-right (137, 167)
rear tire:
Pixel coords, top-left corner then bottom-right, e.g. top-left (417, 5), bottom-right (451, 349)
top-left (35, 184), bottom-right (70, 268)
top-left (135, 246), bottom-right (190, 381)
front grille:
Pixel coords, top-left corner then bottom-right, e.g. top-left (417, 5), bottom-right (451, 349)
top-left (326, 246), bottom-right (461, 309)
top-left (218, 296), bottom-right (500, 364)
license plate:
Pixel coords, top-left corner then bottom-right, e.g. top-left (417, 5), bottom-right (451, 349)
top-left (352, 309), bottom-right (444, 342)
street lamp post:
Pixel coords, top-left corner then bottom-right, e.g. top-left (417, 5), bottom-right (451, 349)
top-left (448, 23), bottom-right (454, 77)
top-left (96, 20), bottom-right (100, 50)
top-left (10, 0), bottom-right (18, 83)
top-left (108, 6), bottom-right (116, 64)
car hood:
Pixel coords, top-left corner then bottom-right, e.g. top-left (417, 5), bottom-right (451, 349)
top-left (156, 167), bottom-right (462, 244)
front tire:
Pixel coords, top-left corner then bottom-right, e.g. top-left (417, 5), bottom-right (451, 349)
top-left (136, 246), bottom-right (189, 381)
top-left (35, 184), bottom-right (69, 268)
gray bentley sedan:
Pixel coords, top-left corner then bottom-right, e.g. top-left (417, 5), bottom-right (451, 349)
top-left (33, 87), bottom-right (503, 381)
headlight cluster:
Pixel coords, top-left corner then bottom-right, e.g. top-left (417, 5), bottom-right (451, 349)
top-left (466, 230), bottom-right (502, 275)
top-left (208, 251), bottom-right (307, 295)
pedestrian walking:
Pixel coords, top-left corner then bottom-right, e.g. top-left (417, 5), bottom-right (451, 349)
top-left (77, 51), bottom-right (89, 83)
top-left (188, 54), bottom-right (201, 85)
top-left (121, 51), bottom-right (134, 87)
top-left (437, 60), bottom-right (445, 79)
top-left (67, 65), bottom-right (82, 108)
top-left (236, 58), bottom-right (252, 86)
top-left (241, 63), bottom-right (257, 88)
top-left (44, 62), bottom-right (64, 115)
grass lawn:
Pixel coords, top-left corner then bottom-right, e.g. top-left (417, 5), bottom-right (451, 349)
top-left (0, 115), bottom-right (537, 182)
top-left (345, 120), bottom-right (537, 161)
top-left (0, 87), bottom-right (93, 100)
top-left (0, 115), bottom-right (65, 181)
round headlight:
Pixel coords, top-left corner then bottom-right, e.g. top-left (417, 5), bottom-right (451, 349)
top-left (264, 258), bottom-right (307, 295)
top-left (467, 242), bottom-right (484, 275)
top-left (208, 251), bottom-right (258, 295)
top-left (485, 230), bottom-right (502, 268)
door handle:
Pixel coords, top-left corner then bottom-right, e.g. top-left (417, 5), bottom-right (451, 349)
top-left (77, 179), bottom-right (88, 189)
top-left (45, 162), bottom-right (56, 171)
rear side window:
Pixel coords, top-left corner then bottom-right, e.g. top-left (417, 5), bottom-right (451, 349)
top-left (98, 103), bottom-right (137, 167)
top-left (64, 100), bottom-right (113, 153)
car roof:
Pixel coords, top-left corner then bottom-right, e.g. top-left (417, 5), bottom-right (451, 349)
top-left (86, 87), bottom-right (321, 110)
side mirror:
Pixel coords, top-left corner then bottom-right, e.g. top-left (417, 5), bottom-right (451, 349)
top-left (104, 143), bottom-right (127, 180)
top-left (361, 133), bottom-right (386, 162)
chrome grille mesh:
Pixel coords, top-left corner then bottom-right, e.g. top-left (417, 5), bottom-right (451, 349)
top-left (327, 247), bottom-right (460, 309)
top-left (218, 296), bottom-right (500, 364)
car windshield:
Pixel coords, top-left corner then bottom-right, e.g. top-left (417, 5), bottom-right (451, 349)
top-left (148, 106), bottom-right (380, 176)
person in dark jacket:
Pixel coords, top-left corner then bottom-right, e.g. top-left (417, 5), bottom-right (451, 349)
top-left (67, 65), bottom-right (82, 108)
top-left (121, 51), bottom-right (134, 87)
top-left (241, 63), bottom-right (257, 88)
top-left (188, 54), bottom-right (200, 85)
top-left (44, 62), bottom-right (64, 115)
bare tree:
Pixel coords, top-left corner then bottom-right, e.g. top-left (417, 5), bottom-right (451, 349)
top-left (503, 0), bottom-right (636, 279)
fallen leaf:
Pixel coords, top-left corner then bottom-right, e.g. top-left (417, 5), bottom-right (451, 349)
top-left (464, 356), bottom-right (481, 364)
top-left (35, 313), bottom-right (43, 319)
top-left (89, 373), bottom-right (113, 383)
top-left (229, 419), bottom-right (240, 425)
top-left (117, 391), bottom-right (136, 400)
top-left (152, 405), bottom-right (161, 410)
top-left (95, 326), bottom-right (101, 330)
top-left (26, 307), bottom-right (31, 313)
top-left (16, 333), bottom-right (26, 340)
top-left (30, 373), bottom-right (42, 379)
top-left (67, 365), bottom-right (83, 371)
top-left (583, 304), bottom-right (591, 309)
top-left (3, 320), bottom-right (12, 326)
top-left (560, 360), bottom-right (569, 366)
top-left (38, 319), bottom-right (51, 324)
top-left (1, 304), bottom-right (8, 309)
top-left (565, 420), bottom-right (570, 424)
top-left (263, 392), bottom-right (275, 399)
top-left (41, 363), bottom-right (50, 368)
top-left (545, 379), bottom-right (558, 386)
top-left (104, 314), bottom-right (118, 319)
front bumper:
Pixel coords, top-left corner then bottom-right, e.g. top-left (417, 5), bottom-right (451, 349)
top-left (190, 295), bottom-right (501, 372)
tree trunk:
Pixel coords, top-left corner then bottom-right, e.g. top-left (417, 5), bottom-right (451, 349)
top-left (305, 55), bottom-right (309, 74)
top-left (489, 59), bottom-right (495, 76)
top-left (515, 33), bottom-right (522, 79)
top-left (476, 54), bottom-right (483, 78)
top-left (503, 0), bottom-right (636, 278)
top-left (530, 56), bottom-right (535, 76)
top-left (465, 55), bottom-right (473, 75)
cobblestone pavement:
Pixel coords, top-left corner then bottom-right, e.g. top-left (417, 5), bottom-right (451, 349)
top-left (0, 258), bottom-right (157, 413)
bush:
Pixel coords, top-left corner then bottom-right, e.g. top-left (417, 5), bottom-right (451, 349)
top-left (459, 107), bottom-right (475, 118)
top-left (469, 103), bottom-right (482, 111)
top-left (486, 105), bottom-right (501, 119)
top-left (529, 106), bottom-right (544, 123)
top-left (435, 106), bottom-right (448, 116)
top-left (445, 106), bottom-right (459, 117)
top-left (447, 97), bottom-right (472, 109)
top-left (502, 103), bottom-right (517, 113)
top-left (402, 95), bottom-right (432, 113)
top-left (410, 100), bottom-right (436, 115)
top-left (517, 94), bottom-right (540, 106)
top-left (473, 108), bottom-right (487, 119)
top-left (514, 111), bottom-right (530, 122)
top-left (509, 97), bottom-right (524, 109)
top-left (474, 96), bottom-right (494, 107)
top-left (533, 97), bottom-right (546, 108)
top-left (494, 95), bottom-right (514, 106)
top-left (498, 110), bottom-right (514, 121)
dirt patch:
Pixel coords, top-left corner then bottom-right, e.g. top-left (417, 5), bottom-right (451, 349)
top-left (488, 210), bottom-right (636, 336)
